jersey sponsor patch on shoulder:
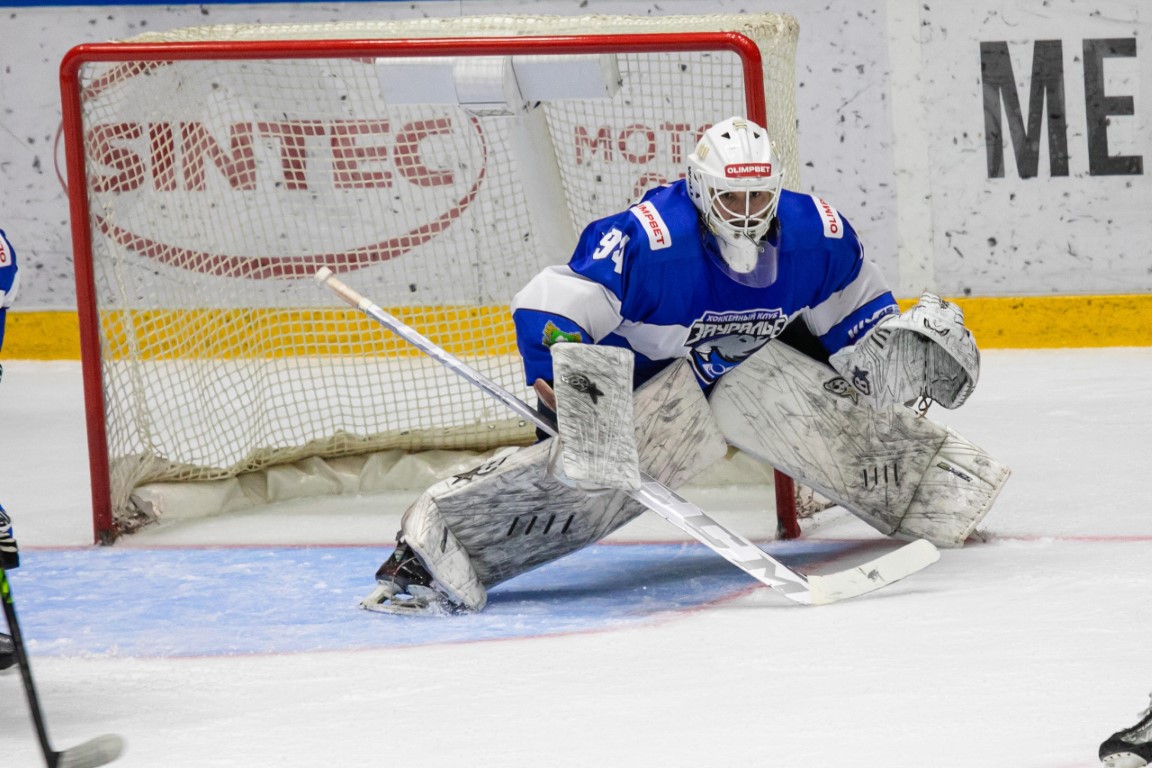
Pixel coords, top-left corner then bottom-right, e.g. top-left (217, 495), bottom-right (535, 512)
top-left (629, 202), bottom-right (672, 251)
top-left (542, 320), bottom-right (584, 347)
top-left (811, 196), bottom-right (844, 239)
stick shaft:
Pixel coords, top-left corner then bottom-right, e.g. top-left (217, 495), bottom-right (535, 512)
top-left (3, 570), bottom-right (124, 768)
top-left (322, 269), bottom-right (549, 434)
top-left (2, 568), bottom-right (60, 767)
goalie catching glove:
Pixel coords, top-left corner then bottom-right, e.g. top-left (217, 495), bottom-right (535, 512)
top-left (829, 292), bottom-right (979, 409)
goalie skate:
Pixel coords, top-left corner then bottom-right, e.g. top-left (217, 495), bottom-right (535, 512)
top-left (1101, 694), bottom-right (1152, 768)
top-left (359, 541), bottom-right (467, 616)
top-left (360, 582), bottom-right (466, 617)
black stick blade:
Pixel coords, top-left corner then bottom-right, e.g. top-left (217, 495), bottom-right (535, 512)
top-left (55, 734), bottom-right (124, 768)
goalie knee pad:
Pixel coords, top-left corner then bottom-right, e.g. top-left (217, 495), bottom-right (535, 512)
top-left (710, 341), bottom-right (1009, 547)
top-left (399, 358), bottom-right (728, 610)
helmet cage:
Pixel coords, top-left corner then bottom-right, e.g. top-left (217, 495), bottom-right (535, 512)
top-left (685, 117), bottom-right (784, 248)
top-left (688, 168), bottom-right (782, 246)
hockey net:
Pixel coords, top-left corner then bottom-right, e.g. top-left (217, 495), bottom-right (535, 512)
top-left (60, 13), bottom-right (803, 542)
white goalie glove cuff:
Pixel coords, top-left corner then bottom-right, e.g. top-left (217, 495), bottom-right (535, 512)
top-left (829, 293), bottom-right (980, 409)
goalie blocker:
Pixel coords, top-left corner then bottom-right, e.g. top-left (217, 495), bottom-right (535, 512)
top-left (548, 342), bottom-right (642, 493)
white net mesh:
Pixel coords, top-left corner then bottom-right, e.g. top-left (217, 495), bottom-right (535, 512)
top-left (67, 14), bottom-right (801, 535)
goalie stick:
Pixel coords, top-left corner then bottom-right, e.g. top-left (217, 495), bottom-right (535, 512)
top-left (1, 568), bottom-right (124, 768)
top-left (315, 267), bottom-right (939, 606)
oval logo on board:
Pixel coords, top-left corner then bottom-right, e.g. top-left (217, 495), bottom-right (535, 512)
top-left (71, 60), bottom-right (487, 280)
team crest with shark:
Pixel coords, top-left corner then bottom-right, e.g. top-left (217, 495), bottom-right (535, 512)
top-left (685, 307), bottom-right (788, 384)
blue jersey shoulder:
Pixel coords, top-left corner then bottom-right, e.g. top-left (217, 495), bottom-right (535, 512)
top-left (0, 228), bottom-right (17, 352)
top-left (776, 190), bottom-right (862, 259)
top-left (568, 181), bottom-right (704, 300)
top-left (774, 191), bottom-right (868, 305)
top-left (0, 229), bottom-right (16, 280)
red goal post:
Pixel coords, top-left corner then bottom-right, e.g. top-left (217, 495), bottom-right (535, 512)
top-left (58, 14), bottom-right (802, 543)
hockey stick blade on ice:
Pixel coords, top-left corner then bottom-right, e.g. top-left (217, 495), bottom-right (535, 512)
top-left (1, 569), bottom-right (125, 768)
top-left (48, 736), bottom-right (124, 768)
top-left (315, 267), bottom-right (939, 605)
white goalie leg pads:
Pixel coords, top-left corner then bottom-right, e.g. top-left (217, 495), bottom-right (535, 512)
top-left (829, 293), bottom-right (980, 409)
top-left (710, 341), bottom-right (1010, 547)
top-left (550, 343), bottom-right (641, 491)
top-left (399, 358), bottom-right (727, 611)
top-left (401, 444), bottom-right (635, 612)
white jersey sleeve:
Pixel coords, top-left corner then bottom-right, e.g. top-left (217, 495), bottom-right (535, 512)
top-left (510, 265), bottom-right (627, 385)
top-left (510, 265), bottom-right (623, 344)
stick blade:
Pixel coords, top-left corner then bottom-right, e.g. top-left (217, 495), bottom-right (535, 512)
top-left (55, 734), bottom-right (125, 768)
top-left (806, 539), bottom-right (940, 605)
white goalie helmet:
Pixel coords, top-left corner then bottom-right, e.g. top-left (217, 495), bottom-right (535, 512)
top-left (686, 117), bottom-right (785, 284)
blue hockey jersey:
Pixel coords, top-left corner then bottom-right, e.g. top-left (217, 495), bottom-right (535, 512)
top-left (0, 229), bottom-right (18, 353)
top-left (511, 180), bottom-right (897, 389)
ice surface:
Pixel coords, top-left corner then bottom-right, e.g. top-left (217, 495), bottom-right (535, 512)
top-left (1, 349), bottom-right (1149, 767)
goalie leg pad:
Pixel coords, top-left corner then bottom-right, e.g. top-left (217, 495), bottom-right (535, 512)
top-left (403, 443), bottom-right (645, 612)
top-left (398, 358), bottom-right (728, 610)
top-left (631, 358), bottom-right (728, 490)
top-left (710, 341), bottom-right (1009, 547)
top-left (901, 426), bottom-right (1010, 546)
